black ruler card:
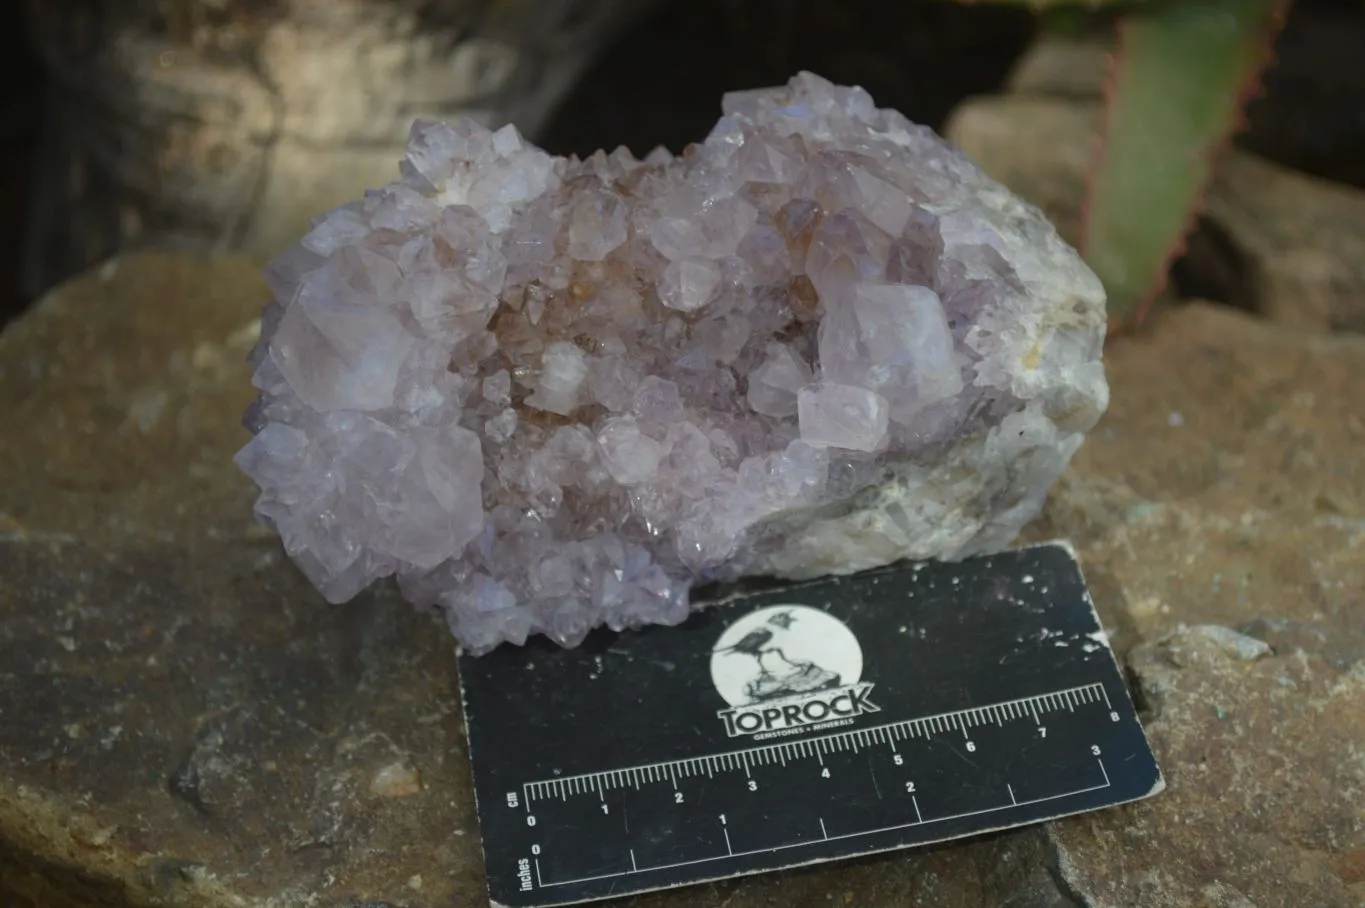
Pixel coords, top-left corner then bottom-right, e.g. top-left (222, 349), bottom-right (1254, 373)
top-left (457, 540), bottom-right (1163, 907)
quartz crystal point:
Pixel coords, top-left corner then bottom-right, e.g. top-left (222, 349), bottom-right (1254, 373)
top-left (237, 72), bottom-right (1108, 654)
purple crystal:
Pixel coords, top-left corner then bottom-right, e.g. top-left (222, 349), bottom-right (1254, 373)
top-left (236, 72), bottom-right (1108, 654)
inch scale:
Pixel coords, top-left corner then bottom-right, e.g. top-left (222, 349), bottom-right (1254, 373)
top-left (519, 682), bottom-right (1122, 894)
top-left (460, 543), bottom-right (1163, 907)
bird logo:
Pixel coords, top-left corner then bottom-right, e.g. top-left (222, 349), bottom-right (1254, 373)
top-left (711, 608), bottom-right (844, 704)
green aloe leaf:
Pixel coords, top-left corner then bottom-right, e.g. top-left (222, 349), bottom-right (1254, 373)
top-left (1080, 0), bottom-right (1288, 328)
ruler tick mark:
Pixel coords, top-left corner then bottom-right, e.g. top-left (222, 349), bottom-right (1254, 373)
top-left (1008, 783), bottom-right (1017, 805)
top-left (820, 817), bottom-right (829, 840)
top-left (518, 683), bottom-right (1125, 821)
top-left (723, 826), bottom-right (733, 855)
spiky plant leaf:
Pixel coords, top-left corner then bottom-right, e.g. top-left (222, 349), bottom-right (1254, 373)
top-left (1080, 0), bottom-right (1288, 329)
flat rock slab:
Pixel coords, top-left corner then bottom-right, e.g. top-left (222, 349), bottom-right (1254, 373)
top-left (1051, 626), bottom-right (1365, 908)
top-left (0, 254), bottom-right (480, 905)
top-left (2, 252), bottom-right (1364, 906)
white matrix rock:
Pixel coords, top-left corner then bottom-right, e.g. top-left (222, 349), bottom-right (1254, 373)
top-left (237, 72), bottom-right (1108, 654)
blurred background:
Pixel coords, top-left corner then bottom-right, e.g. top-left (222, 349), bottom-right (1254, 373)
top-left (1, 0), bottom-right (1363, 329)
top-left (3, 7), bottom-right (1364, 905)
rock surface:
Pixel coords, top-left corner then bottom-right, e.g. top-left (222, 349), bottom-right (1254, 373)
top-left (1047, 626), bottom-right (1365, 908)
top-left (3, 252), bottom-right (1363, 906)
top-left (945, 49), bottom-right (1365, 334)
top-left (240, 72), bottom-right (1108, 654)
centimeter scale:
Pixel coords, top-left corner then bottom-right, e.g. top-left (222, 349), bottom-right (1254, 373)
top-left (458, 542), bottom-right (1163, 907)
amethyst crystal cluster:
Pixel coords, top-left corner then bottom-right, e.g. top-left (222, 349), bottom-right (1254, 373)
top-left (237, 73), bottom-right (1108, 653)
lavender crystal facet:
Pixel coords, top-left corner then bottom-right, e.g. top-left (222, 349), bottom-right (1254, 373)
top-left (236, 72), bottom-right (1108, 654)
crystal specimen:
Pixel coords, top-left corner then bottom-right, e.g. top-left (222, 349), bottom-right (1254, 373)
top-left (237, 72), bottom-right (1109, 654)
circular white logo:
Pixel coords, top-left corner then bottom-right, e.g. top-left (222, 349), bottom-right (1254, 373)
top-left (710, 605), bottom-right (864, 707)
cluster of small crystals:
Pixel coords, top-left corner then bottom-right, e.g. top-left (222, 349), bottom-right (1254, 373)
top-left (237, 72), bottom-right (1107, 654)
